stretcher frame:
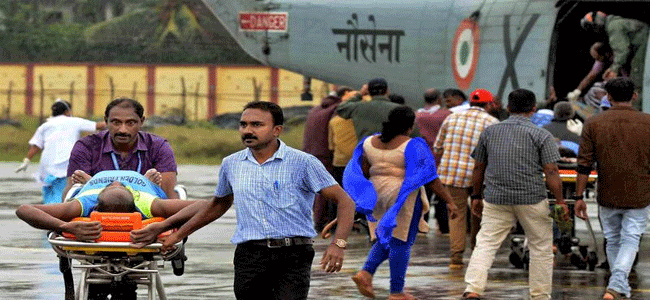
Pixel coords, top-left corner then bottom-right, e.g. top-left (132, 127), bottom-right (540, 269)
top-left (558, 169), bottom-right (598, 183)
top-left (509, 168), bottom-right (600, 270)
top-left (49, 230), bottom-right (182, 300)
top-left (50, 183), bottom-right (188, 300)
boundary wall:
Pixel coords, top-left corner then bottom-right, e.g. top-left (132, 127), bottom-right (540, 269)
top-left (0, 63), bottom-right (333, 120)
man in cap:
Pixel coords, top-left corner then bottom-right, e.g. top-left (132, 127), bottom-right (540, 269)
top-left (336, 78), bottom-right (401, 141)
top-left (543, 102), bottom-right (580, 145)
top-left (434, 88), bottom-right (499, 269)
top-left (15, 99), bottom-right (105, 204)
top-left (581, 11), bottom-right (648, 110)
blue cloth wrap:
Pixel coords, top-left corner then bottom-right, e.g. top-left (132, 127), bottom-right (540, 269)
top-left (343, 136), bottom-right (438, 246)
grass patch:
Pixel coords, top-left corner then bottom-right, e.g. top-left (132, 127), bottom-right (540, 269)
top-left (1, 116), bottom-right (43, 162)
top-left (0, 116), bottom-right (306, 165)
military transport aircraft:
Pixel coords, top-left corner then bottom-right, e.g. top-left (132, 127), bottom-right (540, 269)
top-left (200, 0), bottom-right (650, 114)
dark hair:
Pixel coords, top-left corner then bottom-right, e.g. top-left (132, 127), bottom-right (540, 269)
top-left (243, 101), bottom-right (284, 126)
top-left (96, 185), bottom-right (136, 213)
top-left (104, 98), bottom-right (144, 120)
top-left (507, 89), bottom-right (537, 113)
top-left (336, 86), bottom-right (353, 98)
top-left (470, 102), bottom-right (489, 109)
top-left (423, 89), bottom-right (441, 104)
top-left (592, 42), bottom-right (612, 57)
top-left (604, 77), bottom-right (635, 102)
top-left (442, 89), bottom-right (467, 101)
top-left (380, 106), bottom-right (415, 143)
top-left (51, 99), bottom-right (71, 116)
top-left (367, 78), bottom-right (388, 96)
top-left (389, 94), bottom-right (406, 104)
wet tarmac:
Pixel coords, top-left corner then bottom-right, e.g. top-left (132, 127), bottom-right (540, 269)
top-left (1, 163), bottom-right (650, 299)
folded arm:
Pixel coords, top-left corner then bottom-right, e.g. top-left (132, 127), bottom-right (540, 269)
top-left (15, 201), bottom-right (101, 241)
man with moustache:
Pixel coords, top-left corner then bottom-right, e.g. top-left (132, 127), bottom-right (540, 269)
top-left (62, 98), bottom-right (179, 200)
top-left (131, 101), bottom-right (356, 300)
top-left (58, 98), bottom-right (179, 299)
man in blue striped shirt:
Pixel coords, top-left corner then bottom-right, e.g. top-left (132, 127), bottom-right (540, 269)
top-left (134, 101), bottom-right (355, 300)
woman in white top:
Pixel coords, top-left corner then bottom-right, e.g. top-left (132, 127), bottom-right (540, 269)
top-left (15, 99), bottom-right (105, 204)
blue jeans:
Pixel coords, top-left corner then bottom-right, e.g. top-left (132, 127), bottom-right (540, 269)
top-left (599, 205), bottom-right (650, 297)
top-left (42, 175), bottom-right (66, 204)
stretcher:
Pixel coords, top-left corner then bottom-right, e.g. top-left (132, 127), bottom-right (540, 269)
top-left (509, 167), bottom-right (600, 271)
top-left (49, 212), bottom-right (182, 300)
top-left (558, 168), bottom-right (598, 183)
top-left (52, 183), bottom-right (189, 300)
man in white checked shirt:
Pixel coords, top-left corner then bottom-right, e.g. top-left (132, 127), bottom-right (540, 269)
top-left (434, 88), bottom-right (499, 269)
top-left (135, 101), bottom-right (355, 300)
top-left (461, 89), bottom-right (569, 300)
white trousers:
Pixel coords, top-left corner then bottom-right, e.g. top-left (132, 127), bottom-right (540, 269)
top-left (464, 200), bottom-right (553, 300)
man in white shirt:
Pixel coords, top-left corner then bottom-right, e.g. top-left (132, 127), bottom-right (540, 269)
top-left (15, 99), bottom-right (105, 204)
top-left (444, 89), bottom-right (470, 113)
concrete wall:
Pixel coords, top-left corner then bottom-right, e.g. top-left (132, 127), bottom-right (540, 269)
top-left (0, 63), bottom-right (333, 120)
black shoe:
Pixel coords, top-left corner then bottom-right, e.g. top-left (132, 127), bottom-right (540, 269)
top-left (597, 261), bottom-right (609, 270)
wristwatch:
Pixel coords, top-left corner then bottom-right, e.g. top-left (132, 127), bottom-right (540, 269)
top-left (470, 194), bottom-right (483, 200)
top-left (332, 239), bottom-right (347, 249)
top-left (571, 193), bottom-right (584, 201)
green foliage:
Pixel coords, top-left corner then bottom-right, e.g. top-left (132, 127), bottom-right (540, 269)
top-left (0, 2), bottom-right (83, 61)
top-left (0, 0), bottom-right (258, 64)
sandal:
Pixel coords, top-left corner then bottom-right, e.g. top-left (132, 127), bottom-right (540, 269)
top-left (460, 292), bottom-right (481, 299)
top-left (351, 270), bottom-right (375, 298)
top-left (603, 288), bottom-right (625, 300)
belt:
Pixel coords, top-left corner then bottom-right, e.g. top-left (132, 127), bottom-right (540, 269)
top-left (246, 237), bottom-right (314, 248)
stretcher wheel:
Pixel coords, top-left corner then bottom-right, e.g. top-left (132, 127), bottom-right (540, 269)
top-left (509, 252), bottom-right (524, 269)
top-left (588, 251), bottom-right (598, 271)
top-left (522, 250), bottom-right (530, 271)
top-left (172, 246), bottom-right (186, 276)
top-left (571, 245), bottom-right (589, 270)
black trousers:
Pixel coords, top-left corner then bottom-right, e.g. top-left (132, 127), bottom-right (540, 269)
top-left (233, 243), bottom-right (315, 300)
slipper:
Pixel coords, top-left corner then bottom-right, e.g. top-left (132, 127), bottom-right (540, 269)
top-left (603, 288), bottom-right (625, 300)
top-left (351, 270), bottom-right (375, 298)
top-left (460, 292), bottom-right (481, 299)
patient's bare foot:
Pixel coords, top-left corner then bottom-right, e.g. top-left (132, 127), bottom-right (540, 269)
top-left (71, 170), bottom-right (91, 184)
top-left (145, 168), bottom-right (162, 185)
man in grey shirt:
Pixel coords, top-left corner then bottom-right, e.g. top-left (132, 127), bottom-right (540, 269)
top-left (460, 89), bottom-right (568, 300)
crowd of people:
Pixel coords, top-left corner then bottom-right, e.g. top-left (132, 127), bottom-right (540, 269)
top-left (12, 11), bottom-right (650, 300)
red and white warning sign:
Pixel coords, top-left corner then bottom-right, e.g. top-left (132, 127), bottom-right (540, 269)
top-left (451, 19), bottom-right (480, 90)
top-left (239, 12), bottom-right (288, 32)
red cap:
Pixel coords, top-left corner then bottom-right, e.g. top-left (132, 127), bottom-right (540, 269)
top-left (470, 89), bottom-right (493, 103)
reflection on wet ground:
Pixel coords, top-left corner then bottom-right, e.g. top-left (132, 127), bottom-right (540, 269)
top-left (1, 163), bottom-right (650, 299)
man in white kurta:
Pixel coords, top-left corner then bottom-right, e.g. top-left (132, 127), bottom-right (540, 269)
top-left (15, 99), bottom-right (104, 204)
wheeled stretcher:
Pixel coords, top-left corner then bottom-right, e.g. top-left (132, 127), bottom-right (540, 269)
top-left (50, 184), bottom-right (189, 300)
top-left (509, 168), bottom-right (600, 271)
top-left (49, 212), bottom-right (183, 300)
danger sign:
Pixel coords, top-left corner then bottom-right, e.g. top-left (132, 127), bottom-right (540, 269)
top-left (239, 12), bottom-right (288, 32)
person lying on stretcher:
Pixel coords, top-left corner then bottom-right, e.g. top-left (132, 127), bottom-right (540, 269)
top-left (16, 169), bottom-right (203, 245)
